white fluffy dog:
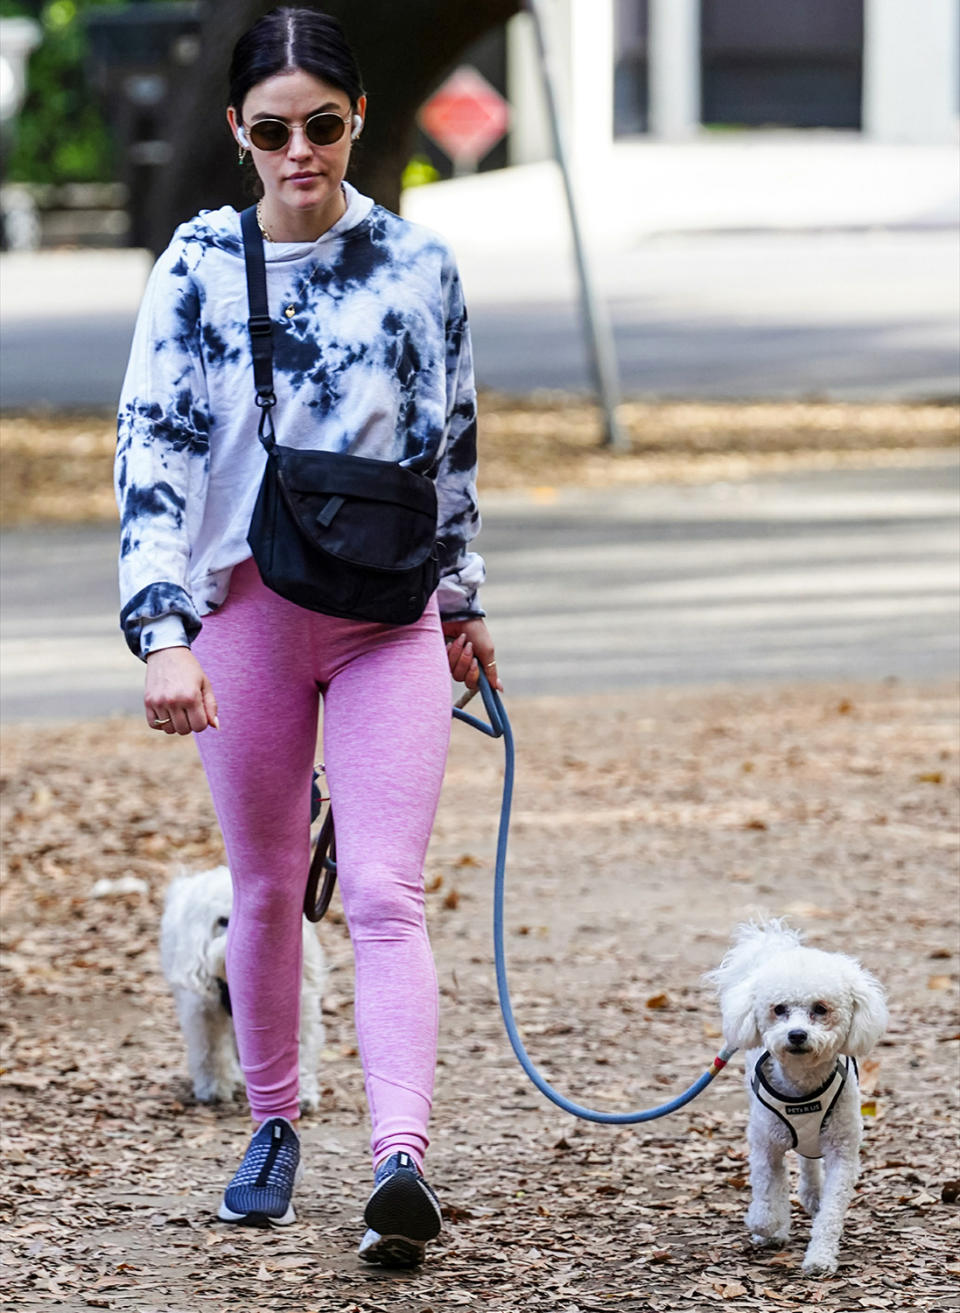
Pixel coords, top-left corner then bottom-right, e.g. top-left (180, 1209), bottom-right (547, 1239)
top-left (707, 920), bottom-right (888, 1277)
top-left (160, 866), bottom-right (326, 1111)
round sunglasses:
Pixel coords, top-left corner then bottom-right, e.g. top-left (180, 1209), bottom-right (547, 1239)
top-left (243, 112), bottom-right (353, 152)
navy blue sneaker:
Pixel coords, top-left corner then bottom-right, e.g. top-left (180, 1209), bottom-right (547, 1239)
top-left (358, 1151), bottom-right (443, 1267)
top-left (217, 1117), bottom-right (301, 1227)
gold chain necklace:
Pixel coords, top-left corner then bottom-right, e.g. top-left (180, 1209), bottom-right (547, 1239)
top-left (256, 199), bottom-right (272, 242)
top-left (256, 188), bottom-right (347, 244)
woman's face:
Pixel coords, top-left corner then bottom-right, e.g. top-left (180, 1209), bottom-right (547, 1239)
top-left (228, 68), bottom-right (365, 226)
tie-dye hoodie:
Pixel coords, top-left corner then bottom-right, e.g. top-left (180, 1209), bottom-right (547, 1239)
top-left (115, 182), bottom-right (484, 659)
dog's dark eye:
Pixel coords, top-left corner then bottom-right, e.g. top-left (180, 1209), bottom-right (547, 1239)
top-left (811, 1002), bottom-right (828, 1016)
top-left (773, 1004), bottom-right (788, 1017)
top-left (216, 915), bottom-right (229, 928)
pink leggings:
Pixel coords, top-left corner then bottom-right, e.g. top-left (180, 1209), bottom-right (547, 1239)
top-left (193, 559), bottom-right (451, 1170)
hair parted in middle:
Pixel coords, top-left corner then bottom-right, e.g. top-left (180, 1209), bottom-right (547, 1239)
top-left (228, 6), bottom-right (365, 116)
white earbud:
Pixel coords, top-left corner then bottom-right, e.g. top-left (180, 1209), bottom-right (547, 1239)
top-left (237, 124), bottom-right (251, 149)
top-left (351, 114), bottom-right (363, 141)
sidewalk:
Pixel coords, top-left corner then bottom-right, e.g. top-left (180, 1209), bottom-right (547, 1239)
top-left (403, 132), bottom-right (960, 267)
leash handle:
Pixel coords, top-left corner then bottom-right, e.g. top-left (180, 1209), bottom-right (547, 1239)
top-left (452, 667), bottom-right (505, 738)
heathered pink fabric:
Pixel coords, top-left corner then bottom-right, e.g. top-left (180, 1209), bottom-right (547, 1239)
top-left (193, 558), bottom-right (451, 1169)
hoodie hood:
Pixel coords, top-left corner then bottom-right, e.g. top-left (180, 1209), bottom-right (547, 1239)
top-left (185, 181), bottom-right (376, 262)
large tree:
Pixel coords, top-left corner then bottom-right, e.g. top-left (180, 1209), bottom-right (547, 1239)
top-left (146, 0), bottom-right (521, 253)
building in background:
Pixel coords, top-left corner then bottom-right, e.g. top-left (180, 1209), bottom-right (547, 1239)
top-left (502, 0), bottom-right (958, 174)
top-left (519, 0), bottom-right (957, 155)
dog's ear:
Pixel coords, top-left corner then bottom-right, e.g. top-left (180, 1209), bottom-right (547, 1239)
top-left (843, 960), bottom-right (888, 1056)
top-left (720, 977), bottom-right (763, 1050)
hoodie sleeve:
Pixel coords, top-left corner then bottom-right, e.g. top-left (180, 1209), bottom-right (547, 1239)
top-left (115, 236), bottom-right (211, 660)
top-left (434, 255), bottom-right (485, 620)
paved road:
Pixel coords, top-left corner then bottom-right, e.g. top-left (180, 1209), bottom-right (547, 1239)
top-left (1, 231), bottom-right (957, 407)
top-left (2, 459), bottom-right (956, 722)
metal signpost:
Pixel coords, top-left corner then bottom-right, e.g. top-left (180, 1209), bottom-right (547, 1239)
top-left (524, 0), bottom-right (628, 450)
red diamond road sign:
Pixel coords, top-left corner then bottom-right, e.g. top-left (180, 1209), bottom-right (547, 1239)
top-left (419, 66), bottom-right (511, 167)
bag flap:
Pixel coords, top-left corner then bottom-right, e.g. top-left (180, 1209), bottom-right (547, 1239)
top-left (275, 446), bottom-right (438, 515)
top-left (270, 445), bottom-right (438, 572)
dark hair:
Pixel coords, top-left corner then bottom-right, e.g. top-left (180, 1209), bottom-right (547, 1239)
top-left (228, 6), bottom-right (364, 115)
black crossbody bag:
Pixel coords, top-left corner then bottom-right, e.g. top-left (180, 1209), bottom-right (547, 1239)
top-left (240, 204), bottom-right (440, 625)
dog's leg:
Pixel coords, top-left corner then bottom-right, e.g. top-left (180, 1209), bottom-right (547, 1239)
top-left (745, 1123), bottom-right (791, 1248)
top-left (175, 989), bottom-right (241, 1103)
top-left (174, 989), bottom-right (225, 1102)
top-left (297, 991), bottom-right (324, 1115)
top-left (209, 998), bottom-right (244, 1101)
top-left (801, 1148), bottom-right (857, 1277)
top-left (798, 1156), bottom-right (822, 1217)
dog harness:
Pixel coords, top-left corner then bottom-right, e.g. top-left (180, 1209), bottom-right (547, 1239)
top-left (751, 1051), bottom-right (856, 1158)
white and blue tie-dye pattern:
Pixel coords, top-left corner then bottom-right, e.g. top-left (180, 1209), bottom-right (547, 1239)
top-left (116, 182), bottom-right (484, 659)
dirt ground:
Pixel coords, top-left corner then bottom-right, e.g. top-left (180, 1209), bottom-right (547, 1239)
top-left (2, 678), bottom-right (958, 1312)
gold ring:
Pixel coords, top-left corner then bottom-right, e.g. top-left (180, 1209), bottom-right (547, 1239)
top-left (153, 717), bottom-right (172, 726)
top-left (484, 661), bottom-right (497, 670)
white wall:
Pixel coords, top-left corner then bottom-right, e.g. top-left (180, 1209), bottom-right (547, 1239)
top-left (648, 0), bottom-right (700, 138)
top-left (863, 0), bottom-right (960, 143)
top-left (506, 0), bottom-right (615, 175)
top-left (508, 0), bottom-right (960, 154)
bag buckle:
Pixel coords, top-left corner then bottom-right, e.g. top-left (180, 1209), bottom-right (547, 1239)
top-left (248, 314), bottom-right (273, 337)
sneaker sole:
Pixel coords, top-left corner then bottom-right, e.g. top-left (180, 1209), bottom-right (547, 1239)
top-left (217, 1199), bottom-right (297, 1227)
top-left (358, 1229), bottom-right (426, 1268)
top-left (363, 1170), bottom-right (442, 1244)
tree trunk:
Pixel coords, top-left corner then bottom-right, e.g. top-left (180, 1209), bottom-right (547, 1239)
top-left (146, 0), bottom-right (521, 254)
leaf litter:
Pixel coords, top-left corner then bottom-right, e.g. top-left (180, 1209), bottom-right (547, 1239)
top-left (1, 679), bottom-right (957, 1311)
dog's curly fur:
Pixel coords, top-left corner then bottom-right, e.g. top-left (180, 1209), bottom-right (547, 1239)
top-left (160, 866), bottom-right (326, 1111)
top-left (706, 920), bottom-right (887, 1277)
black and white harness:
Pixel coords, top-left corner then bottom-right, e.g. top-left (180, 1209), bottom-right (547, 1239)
top-left (751, 1051), bottom-right (857, 1159)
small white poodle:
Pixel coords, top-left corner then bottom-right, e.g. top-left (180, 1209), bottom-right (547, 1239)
top-left (160, 865), bottom-right (326, 1111)
top-left (707, 920), bottom-right (887, 1277)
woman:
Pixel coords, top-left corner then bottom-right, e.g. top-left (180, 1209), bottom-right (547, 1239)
top-left (115, 6), bottom-right (499, 1267)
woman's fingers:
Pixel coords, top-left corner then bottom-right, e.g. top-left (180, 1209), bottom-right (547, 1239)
top-left (201, 677), bottom-right (220, 731)
top-left (446, 634), bottom-right (474, 683)
top-left (144, 647), bottom-right (218, 735)
top-left (443, 620), bottom-right (503, 691)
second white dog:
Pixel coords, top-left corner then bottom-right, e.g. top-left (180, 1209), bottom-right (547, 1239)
top-left (160, 865), bottom-right (326, 1111)
top-left (707, 920), bottom-right (887, 1277)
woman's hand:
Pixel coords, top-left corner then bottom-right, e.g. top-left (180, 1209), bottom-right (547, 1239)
top-left (442, 618), bottom-right (502, 692)
top-left (144, 646), bottom-right (219, 735)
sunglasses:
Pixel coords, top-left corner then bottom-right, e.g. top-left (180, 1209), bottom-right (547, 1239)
top-left (244, 112), bottom-right (352, 151)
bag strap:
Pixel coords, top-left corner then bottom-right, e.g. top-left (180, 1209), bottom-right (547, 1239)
top-left (240, 203), bottom-right (277, 451)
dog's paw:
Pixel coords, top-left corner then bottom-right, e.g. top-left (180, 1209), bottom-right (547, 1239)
top-left (749, 1232), bottom-right (788, 1250)
top-left (802, 1254), bottom-right (838, 1278)
top-left (798, 1186), bottom-right (821, 1218)
top-left (193, 1078), bottom-right (242, 1103)
top-left (745, 1204), bottom-right (789, 1247)
top-left (298, 1079), bottom-right (321, 1115)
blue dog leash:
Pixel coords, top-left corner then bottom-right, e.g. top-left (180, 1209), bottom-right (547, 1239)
top-left (454, 671), bottom-right (737, 1124)
top-left (308, 673), bottom-right (736, 1122)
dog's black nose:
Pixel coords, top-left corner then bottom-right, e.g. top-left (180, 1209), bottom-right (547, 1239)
top-left (787, 1028), bottom-right (808, 1047)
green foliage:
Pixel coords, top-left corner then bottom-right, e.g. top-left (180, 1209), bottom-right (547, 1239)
top-left (3, 0), bottom-right (128, 184)
top-left (401, 154), bottom-right (441, 191)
